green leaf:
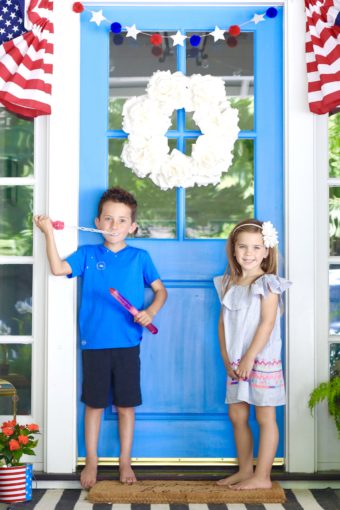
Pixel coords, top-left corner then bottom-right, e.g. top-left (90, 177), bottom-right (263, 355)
top-left (22, 448), bottom-right (35, 456)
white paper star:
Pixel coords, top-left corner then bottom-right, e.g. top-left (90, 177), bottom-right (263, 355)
top-left (89, 10), bottom-right (107, 27)
top-left (125, 24), bottom-right (141, 39)
top-left (252, 13), bottom-right (266, 24)
top-left (209, 26), bottom-right (225, 42)
top-left (171, 30), bottom-right (186, 46)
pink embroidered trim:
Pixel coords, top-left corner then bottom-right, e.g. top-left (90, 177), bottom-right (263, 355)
top-left (231, 359), bottom-right (282, 367)
top-left (228, 381), bottom-right (284, 389)
top-left (250, 372), bottom-right (283, 381)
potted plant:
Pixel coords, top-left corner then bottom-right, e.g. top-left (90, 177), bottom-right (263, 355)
top-left (0, 419), bottom-right (39, 504)
top-left (308, 376), bottom-right (340, 438)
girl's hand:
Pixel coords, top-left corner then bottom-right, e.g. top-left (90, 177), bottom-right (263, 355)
top-left (34, 215), bottom-right (54, 235)
top-left (235, 354), bottom-right (255, 380)
top-left (134, 310), bottom-right (153, 327)
top-left (226, 364), bottom-right (239, 380)
top-left (223, 357), bottom-right (239, 380)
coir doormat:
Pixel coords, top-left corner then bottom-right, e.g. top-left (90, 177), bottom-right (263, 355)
top-left (88, 480), bottom-right (286, 504)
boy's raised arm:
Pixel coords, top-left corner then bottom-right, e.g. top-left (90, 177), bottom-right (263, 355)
top-left (34, 215), bottom-right (72, 276)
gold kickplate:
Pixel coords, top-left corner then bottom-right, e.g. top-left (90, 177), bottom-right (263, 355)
top-left (77, 457), bottom-right (284, 466)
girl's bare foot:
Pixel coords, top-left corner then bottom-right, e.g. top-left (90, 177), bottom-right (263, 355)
top-left (216, 469), bottom-right (254, 486)
top-left (80, 459), bottom-right (97, 489)
top-left (119, 460), bottom-right (137, 484)
top-left (231, 476), bottom-right (272, 490)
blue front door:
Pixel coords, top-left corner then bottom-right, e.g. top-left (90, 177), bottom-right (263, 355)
top-left (78, 5), bottom-right (284, 464)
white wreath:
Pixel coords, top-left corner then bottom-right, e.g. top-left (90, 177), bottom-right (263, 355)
top-left (121, 70), bottom-right (240, 190)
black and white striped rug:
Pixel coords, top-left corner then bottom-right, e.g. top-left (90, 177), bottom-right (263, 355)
top-left (3, 488), bottom-right (339, 510)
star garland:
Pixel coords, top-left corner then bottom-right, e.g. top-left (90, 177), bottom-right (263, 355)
top-left (72, 3), bottom-right (278, 48)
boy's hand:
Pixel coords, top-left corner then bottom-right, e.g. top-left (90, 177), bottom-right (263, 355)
top-left (34, 215), bottom-right (54, 235)
top-left (235, 354), bottom-right (255, 380)
top-left (134, 310), bottom-right (153, 327)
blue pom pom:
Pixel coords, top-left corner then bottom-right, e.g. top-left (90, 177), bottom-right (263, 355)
top-left (266, 7), bottom-right (278, 18)
top-left (111, 22), bottom-right (122, 33)
top-left (113, 34), bottom-right (124, 45)
top-left (190, 34), bottom-right (201, 47)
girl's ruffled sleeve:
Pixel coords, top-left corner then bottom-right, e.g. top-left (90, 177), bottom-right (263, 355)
top-left (213, 275), bottom-right (224, 303)
top-left (252, 274), bottom-right (292, 303)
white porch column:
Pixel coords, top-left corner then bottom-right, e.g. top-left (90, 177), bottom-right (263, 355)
top-left (285, 0), bottom-right (317, 472)
top-left (44, 0), bottom-right (80, 472)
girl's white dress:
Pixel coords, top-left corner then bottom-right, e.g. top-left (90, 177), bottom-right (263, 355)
top-left (214, 274), bottom-right (292, 407)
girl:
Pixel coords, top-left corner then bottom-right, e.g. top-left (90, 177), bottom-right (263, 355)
top-left (214, 219), bottom-right (291, 490)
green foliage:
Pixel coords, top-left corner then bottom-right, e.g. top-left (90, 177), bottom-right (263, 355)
top-left (0, 419), bottom-right (39, 466)
top-left (329, 112), bottom-right (340, 178)
top-left (308, 377), bottom-right (340, 439)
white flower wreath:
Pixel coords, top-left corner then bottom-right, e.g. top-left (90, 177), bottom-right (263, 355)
top-left (121, 70), bottom-right (240, 190)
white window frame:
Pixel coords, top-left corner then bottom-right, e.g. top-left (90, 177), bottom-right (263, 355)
top-left (314, 114), bottom-right (340, 471)
top-left (0, 115), bottom-right (46, 470)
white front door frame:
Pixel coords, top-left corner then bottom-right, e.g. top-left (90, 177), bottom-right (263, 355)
top-left (43, 0), bottom-right (322, 473)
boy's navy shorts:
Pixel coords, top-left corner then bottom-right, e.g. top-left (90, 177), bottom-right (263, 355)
top-left (81, 345), bottom-right (142, 408)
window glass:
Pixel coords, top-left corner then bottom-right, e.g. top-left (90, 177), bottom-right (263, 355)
top-left (186, 139), bottom-right (254, 238)
top-left (0, 109), bottom-right (34, 178)
top-left (108, 139), bottom-right (177, 238)
top-left (329, 111), bottom-right (340, 178)
top-left (0, 265), bottom-right (32, 336)
top-left (330, 343), bottom-right (340, 379)
top-left (0, 344), bottom-right (32, 415)
top-left (329, 187), bottom-right (340, 256)
top-left (0, 186), bottom-right (33, 256)
top-left (329, 264), bottom-right (340, 336)
top-left (109, 31), bottom-right (177, 130)
top-left (186, 32), bottom-right (254, 131)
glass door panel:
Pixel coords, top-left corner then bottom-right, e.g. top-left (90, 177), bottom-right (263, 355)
top-left (185, 139), bottom-right (254, 238)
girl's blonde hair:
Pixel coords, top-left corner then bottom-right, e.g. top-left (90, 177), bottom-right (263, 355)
top-left (222, 219), bottom-right (278, 293)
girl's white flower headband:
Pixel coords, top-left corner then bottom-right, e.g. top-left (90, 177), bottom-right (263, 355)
top-left (233, 221), bottom-right (279, 248)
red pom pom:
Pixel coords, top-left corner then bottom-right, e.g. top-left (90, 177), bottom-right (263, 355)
top-left (229, 25), bottom-right (241, 37)
top-left (150, 33), bottom-right (163, 46)
top-left (72, 2), bottom-right (84, 13)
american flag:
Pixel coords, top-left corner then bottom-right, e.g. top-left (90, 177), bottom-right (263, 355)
top-left (305, 0), bottom-right (340, 114)
top-left (0, 0), bottom-right (53, 118)
top-left (0, 464), bottom-right (32, 503)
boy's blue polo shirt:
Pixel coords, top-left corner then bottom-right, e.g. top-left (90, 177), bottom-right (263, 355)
top-left (65, 244), bottom-right (160, 350)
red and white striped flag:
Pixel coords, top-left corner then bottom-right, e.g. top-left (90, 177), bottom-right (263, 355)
top-left (0, 0), bottom-right (53, 118)
top-left (305, 0), bottom-right (340, 114)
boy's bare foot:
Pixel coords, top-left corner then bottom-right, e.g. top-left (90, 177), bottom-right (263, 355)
top-left (216, 470), bottom-right (253, 486)
top-left (80, 459), bottom-right (98, 489)
top-left (119, 460), bottom-right (137, 484)
top-left (231, 476), bottom-right (272, 490)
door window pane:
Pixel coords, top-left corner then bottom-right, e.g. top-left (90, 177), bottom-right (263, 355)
top-left (0, 265), bottom-right (32, 336)
top-left (108, 139), bottom-right (177, 238)
top-left (0, 186), bottom-right (33, 256)
top-left (0, 344), bottom-right (32, 415)
top-left (185, 139), bottom-right (254, 238)
top-left (329, 187), bottom-right (340, 256)
top-left (109, 31), bottom-right (177, 130)
top-left (0, 109), bottom-right (34, 178)
top-left (186, 32), bottom-right (254, 131)
top-left (329, 112), bottom-right (340, 178)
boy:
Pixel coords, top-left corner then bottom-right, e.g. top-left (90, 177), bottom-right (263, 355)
top-left (35, 187), bottom-right (167, 489)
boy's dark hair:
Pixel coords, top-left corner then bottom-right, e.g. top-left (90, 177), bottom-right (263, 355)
top-left (97, 187), bottom-right (138, 222)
